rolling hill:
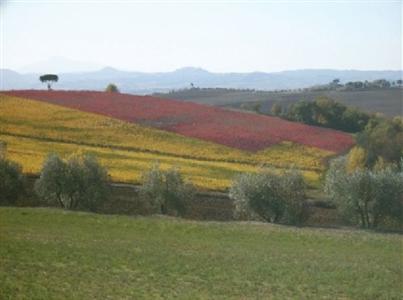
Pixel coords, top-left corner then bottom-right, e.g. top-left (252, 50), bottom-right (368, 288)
top-left (1, 67), bottom-right (401, 93)
top-left (1, 207), bottom-right (401, 299)
top-left (4, 90), bottom-right (354, 153)
top-left (0, 91), bottom-right (354, 190)
top-left (154, 87), bottom-right (403, 117)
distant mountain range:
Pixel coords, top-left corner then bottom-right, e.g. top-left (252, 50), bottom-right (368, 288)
top-left (1, 66), bottom-right (402, 94)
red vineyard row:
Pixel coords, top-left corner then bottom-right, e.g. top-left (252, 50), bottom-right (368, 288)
top-left (4, 90), bottom-right (355, 153)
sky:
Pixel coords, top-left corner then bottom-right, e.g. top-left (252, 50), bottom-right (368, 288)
top-left (0, 0), bottom-right (402, 73)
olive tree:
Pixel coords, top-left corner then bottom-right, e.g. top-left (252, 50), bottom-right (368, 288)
top-left (35, 153), bottom-right (109, 211)
top-left (229, 168), bottom-right (308, 225)
top-left (324, 157), bottom-right (403, 228)
top-left (139, 164), bottom-right (194, 216)
top-left (0, 158), bottom-right (25, 205)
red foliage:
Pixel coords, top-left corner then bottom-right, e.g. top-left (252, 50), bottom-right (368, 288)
top-left (4, 90), bottom-right (355, 153)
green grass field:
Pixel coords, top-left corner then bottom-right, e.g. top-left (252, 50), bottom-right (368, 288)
top-left (1, 207), bottom-right (401, 299)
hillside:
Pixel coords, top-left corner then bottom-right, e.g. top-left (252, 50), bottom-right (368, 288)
top-left (154, 87), bottom-right (403, 117)
top-left (0, 94), bottom-right (337, 190)
top-left (4, 90), bottom-right (354, 153)
top-left (1, 207), bottom-right (402, 299)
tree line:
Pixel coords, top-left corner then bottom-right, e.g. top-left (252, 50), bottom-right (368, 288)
top-left (1, 145), bottom-right (402, 229)
top-left (307, 78), bottom-right (402, 92)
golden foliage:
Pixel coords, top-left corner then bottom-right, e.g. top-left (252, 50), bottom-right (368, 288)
top-left (0, 95), bottom-right (329, 190)
top-left (346, 146), bottom-right (367, 173)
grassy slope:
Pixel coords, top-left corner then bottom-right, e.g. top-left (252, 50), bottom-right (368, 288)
top-left (0, 207), bottom-right (402, 299)
top-left (0, 95), bottom-right (330, 190)
top-left (156, 88), bottom-right (402, 117)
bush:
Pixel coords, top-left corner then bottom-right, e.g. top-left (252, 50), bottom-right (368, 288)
top-left (324, 157), bottom-right (403, 228)
top-left (0, 158), bottom-right (25, 205)
top-left (229, 168), bottom-right (308, 225)
top-left (35, 153), bottom-right (109, 211)
top-left (105, 83), bottom-right (119, 93)
top-left (139, 164), bottom-right (194, 216)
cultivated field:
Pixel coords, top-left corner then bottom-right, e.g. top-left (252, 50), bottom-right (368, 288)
top-left (155, 88), bottom-right (403, 117)
top-left (0, 207), bottom-right (401, 299)
top-left (4, 90), bottom-right (354, 152)
top-left (0, 93), bottom-right (351, 190)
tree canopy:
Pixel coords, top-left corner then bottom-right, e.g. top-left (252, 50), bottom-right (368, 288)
top-left (105, 83), bottom-right (119, 93)
top-left (39, 74), bottom-right (59, 90)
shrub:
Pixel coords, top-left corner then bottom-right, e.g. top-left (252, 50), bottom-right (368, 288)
top-left (0, 158), bottom-right (25, 205)
top-left (35, 153), bottom-right (109, 211)
top-left (105, 83), bottom-right (119, 93)
top-left (139, 164), bottom-right (194, 216)
top-left (229, 168), bottom-right (308, 225)
top-left (324, 157), bottom-right (403, 228)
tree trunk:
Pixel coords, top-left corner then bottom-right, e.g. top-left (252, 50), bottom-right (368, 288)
top-left (358, 206), bottom-right (367, 228)
top-left (56, 193), bottom-right (64, 208)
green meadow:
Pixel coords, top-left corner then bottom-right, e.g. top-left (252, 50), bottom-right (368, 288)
top-left (1, 207), bottom-right (401, 299)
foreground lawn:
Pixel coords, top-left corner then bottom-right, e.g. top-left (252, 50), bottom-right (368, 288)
top-left (0, 207), bottom-right (402, 299)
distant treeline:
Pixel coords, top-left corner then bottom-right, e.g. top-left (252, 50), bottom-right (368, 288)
top-left (306, 78), bottom-right (402, 92)
top-left (154, 78), bottom-right (402, 98)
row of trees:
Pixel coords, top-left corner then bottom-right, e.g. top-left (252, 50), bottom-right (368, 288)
top-left (0, 149), bottom-right (194, 216)
top-left (35, 154), bottom-right (194, 215)
top-left (1, 146), bottom-right (401, 229)
top-left (308, 78), bottom-right (402, 92)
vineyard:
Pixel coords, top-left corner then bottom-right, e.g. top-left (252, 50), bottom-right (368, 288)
top-left (5, 90), bottom-right (354, 152)
top-left (0, 92), bottom-right (354, 190)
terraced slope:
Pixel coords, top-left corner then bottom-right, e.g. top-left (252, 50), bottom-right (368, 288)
top-left (4, 90), bottom-right (354, 153)
top-left (0, 94), bottom-right (332, 190)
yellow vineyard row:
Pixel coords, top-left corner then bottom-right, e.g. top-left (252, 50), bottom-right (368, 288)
top-left (0, 95), bottom-right (333, 189)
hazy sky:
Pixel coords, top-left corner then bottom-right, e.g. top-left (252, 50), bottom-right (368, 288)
top-left (1, 0), bottom-right (402, 72)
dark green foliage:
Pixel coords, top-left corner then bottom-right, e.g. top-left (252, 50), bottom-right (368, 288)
top-left (35, 153), bottom-right (109, 211)
top-left (0, 158), bottom-right (25, 205)
top-left (105, 83), bottom-right (119, 93)
top-left (287, 101), bottom-right (318, 125)
top-left (230, 169), bottom-right (308, 225)
top-left (286, 97), bottom-right (371, 133)
top-left (341, 107), bottom-right (370, 132)
top-left (139, 164), bottom-right (194, 216)
top-left (39, 74), bottom-right (59, 90)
